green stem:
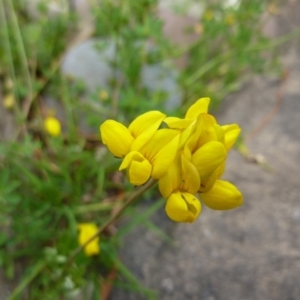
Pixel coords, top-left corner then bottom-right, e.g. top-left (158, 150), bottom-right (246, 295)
top-left (184, 25), bottom-right (300, 87)
top-left (6, 0), bottom-right (33, 101)
top-left (0, 0), bottom-right (23, 120)
top-left (66, 179), bottom-right (157, 265)
top-left (74, 202), bottom-right (116, 214)
top-left (7, 261), bottom-right (45, 300)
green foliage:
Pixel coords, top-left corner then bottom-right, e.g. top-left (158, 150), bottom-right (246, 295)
top-left (0, 0), bottom-right (292, 298)
top-left (181, 0), bottom-right (280, 110)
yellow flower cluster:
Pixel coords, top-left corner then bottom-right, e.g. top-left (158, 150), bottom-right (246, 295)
top-left (100, 98), bottom-right (243, 223)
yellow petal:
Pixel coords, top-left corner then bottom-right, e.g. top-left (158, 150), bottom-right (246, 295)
top-left (200, 180), bottom-right (243, 210)
top-left (158, 154), bottom-right (181, 198)
top-left (199, 161), bottom-right (226, 193)
top-left (191, 141), bottom-right (227, 181)
top-left (78, 223), bottom-right (100, 256)
top-left (119, 151), bottom-right (143, 170)
top-left (222, 124), bottom-right (241, 151)
top-left (44, 117), bottom-right (61, 137)
top-left (129, 111), bottom-right (166, 150)
top-left (158, 153), bottom-right (200, 197)
top-left (177, 123), bottom-right (195, 151)
top-left (181, 154), bottom-right (200, 194)
top-left (143, 129), bottom-right (180, 179)
top-left (183, 114), bottom-right (205, 159)
top-left (3, 93), bottom-right (15, 109)
top-left (214, 124), bottom-right (225, 143)
top-left (126, 159), bottom-right (152, 185)
top-left (184, 113), bottom-right (219, 157)
top-left (185, 97), bottom-right (210, 119)
top-left (194, 114), bottom-right (219, 147)
top-left (119, 151), bottom-right (152, 185)
top-left (165, 192), bottom-right (201, 223)
top-left (100, 120), bottom-right (134, 157)
top-left (164, 117), bottom-right (194, 129)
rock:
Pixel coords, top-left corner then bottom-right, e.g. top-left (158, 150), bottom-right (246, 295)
top-left (61, 39), bottom-right (182, 112)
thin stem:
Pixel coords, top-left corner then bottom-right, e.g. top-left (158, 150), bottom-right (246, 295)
top-left (0, 0), bottom-right (23, 120)
top-left (7, 0), bottom-right (33, 100)
top-left (12, 19), bottom-right (95, 141)
top-left (183, 25), bottom-right (300, 87)
top-left (66, 179), bottom-right (157, 265)
top-left (74, 202), bottom-right (116, 214)
top-left (7, 261), bottom-right (45, 300)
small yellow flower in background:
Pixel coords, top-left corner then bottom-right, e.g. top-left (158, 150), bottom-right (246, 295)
top-left (99, 90), bottom-right (109, 101)
top-left (78, 223), bottom-right (100, 256)
top-left (203, 10), bottom-right (214, 21)
top-left (44, 116), bottom-right (61, 137)
top-left (225, 15), bottom-right (235, 26)
top-left (3, 94), bottom-right (15, 109)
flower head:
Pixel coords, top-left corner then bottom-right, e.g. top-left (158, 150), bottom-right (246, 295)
top-left (3, 93), bottom-right (15, 109)
top-left (77, 223), bottom-right (100, 256)
top-left (100, 111), bottom-right (179, 185)
top-left (100, 111), bottom-right (166, 158)
top-left (44, 116), bottom-right (61, 137)
top-left (120, 129), bottom-right (180, 185)
top-left (200, 179), bottom-right (243, 210)
top-left (163, 97), bottom-right (211, 150)
top-left (159, 153), bottom-right (201, 223)
top-left (99, 97), bottom-right (243, 223)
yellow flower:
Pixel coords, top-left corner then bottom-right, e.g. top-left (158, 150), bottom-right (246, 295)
top-left (200, 180), bottom-right (243, 210)
top-left (164, 97), bottom-right (211, 150)
top-left (191, 140), bottom-right (227, 183)
top-left (100, 111), bottom-right (166, 158)
top-left (44, 116), bottom-right (61, 137)
top-left (204, 10), bottom-right (214, 21)
top-left (3, 93), bottom-right (15, 109)
top-left (164, 97), bottom-right (210, 129)
top-left (99, 90), bottom-right (109, 101)
top-left (225, 15), bottom-right (235, 26)
top-left (99, 97), bottom-right (243, 219)
top-left (199, 161), bottom-right (226, 193)
top-left (77, 223), bottom-right (100, 256)
top-left (195, 123), bottom-right (241, 193)
top-left (120, 129), bottom-right (180, 185)
top-left (175, 102), bottom-right (242, 212)
top-left (100, 111), bottom-right (177, 185)
top-left (182, 114), bottom-right (227, 183)
top-left (159, 153), bottom-right (201, 223)
top-left (222, 124), bottom-right (241, 151)
top-left (183, 113), bottom-right (222, 155)
top-left (165, 192), bottom-right (201, 223)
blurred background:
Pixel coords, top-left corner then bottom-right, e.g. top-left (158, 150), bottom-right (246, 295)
top-left (0, 0), bottom-right (300, 299)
